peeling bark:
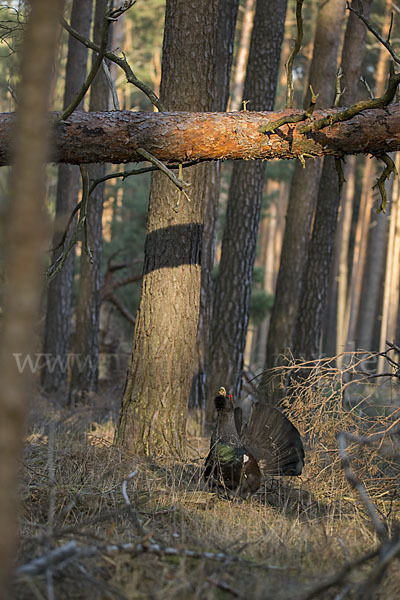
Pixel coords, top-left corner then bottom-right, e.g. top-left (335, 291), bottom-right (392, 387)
top-left (0, 105), bottom-right (399, 165)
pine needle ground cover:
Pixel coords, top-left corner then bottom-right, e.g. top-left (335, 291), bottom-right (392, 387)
top-left (14, 354), bottom-right (400, 599)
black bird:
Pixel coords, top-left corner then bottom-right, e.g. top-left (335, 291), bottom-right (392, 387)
top-left (204, 387), bottom-right (304, 497)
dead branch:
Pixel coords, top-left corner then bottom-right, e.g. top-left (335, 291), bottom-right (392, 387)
top-left (46, 165), bottom-right (91, 281)
top-left (299, 547), bottom-right (379, 600)
top-left (101, 260), bottom-right (142, 325)
top-left (299, 66), bottom-right (400, 134)
top-left (136, 147), bottom-right (190, 190)
top-left (58, 6), bottom-right (112, 123)
top-left (121, 470), bottom-right (146, 536)
top-left (337, 430), bottom-right (390, 541)
top-left (285, 0), bottom-right (304, 109)
top-left (15, 537), bottom-right (268, 579)
top-left (259, 85), bottom-right (319, 134)
top-left (59, 10), bottom-right (164, 111)
top-left (374, 153), bottom-right (398, 213)
top-left (347, 1), bottom-right (400, 65)
top-left (106, 294), bottom-right (136, 325)
top-left (1, 107), bottom-right (400, 166)
top-left (356, 538), bottom-right (400, 599)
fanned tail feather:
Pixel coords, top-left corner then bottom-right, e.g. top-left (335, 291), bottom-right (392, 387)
top-left (240, 403), bottom-right (304, 476)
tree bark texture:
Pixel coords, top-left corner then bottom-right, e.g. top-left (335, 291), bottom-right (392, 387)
top-left (356, 179), bottom-right (393, 351)
top-left (293, 155), bottom-right (340, 359)
top-left (69, 0), bottom-right (110, 402)
top-left (206, 0), bottom-right (287, 414)
top-left (189, 0), bottom-right (239, 422)
top-left (115, 0), bottom-right (219, 456)
top-left (378, 153), bottom-right (400, 372)
top-left (0, 0), bottom-right (63, 593)
top-left (293, 0), bottom-right (372, 361)
top-left (42, 0), bottom-right (93, 394)
top-left (263, 0), bottom-right (346, 389)
top-left (215, 0), bottom-right (239, 114)
top-left (0, 105), bottom-right (399, 165)
top-left (345, 0), bottom-right (393, 353)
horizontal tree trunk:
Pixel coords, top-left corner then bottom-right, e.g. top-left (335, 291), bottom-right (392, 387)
top-left (0, 107), bottom-right (399, 165)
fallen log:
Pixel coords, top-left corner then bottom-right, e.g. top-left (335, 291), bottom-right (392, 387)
top-left (0, 106), bottom-right (399, 166)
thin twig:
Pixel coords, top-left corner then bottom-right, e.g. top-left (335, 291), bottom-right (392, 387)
top-left (259, 85), bottom-right (319, 134)
top-left (299, 547), bottom-right (379, 600)
top-left (58, 16), bottom-right (110, 123)
top-left (122, 470), bottom-right (146, 536)
top-left (285, 0), bottom-right (304, 109)
top-left (337, 431), bottom-right (388, 541)
top-left (59, 14), bottom-right (164, 111)
top-left (81, 165), bottom-right (93, 262)
top-left (107, 294), bottom-right (136, 325)
top-left (89, 158), bottom-right (202, 195)
top-left (346, 1), bottom-right (400, 65)
top-left (334, 67), bottom-right (345, 108)
top-left (102, 59), bottom-right (120, 110)
top-left (373, 153), bottom-right (398, 214)
top-left (360, 76), bottom-right (374, 99)
top-left (299, 66), bottom-right (400, 134)
top-left (136, 147), bottom-right (190, 190)
top-left (356, 538), bottom-right (400, 599)
top-left (47, 165), bottom-right (91, 280)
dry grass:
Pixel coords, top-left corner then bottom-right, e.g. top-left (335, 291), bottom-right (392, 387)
top-left (13, 355), bottom-right (400, 599)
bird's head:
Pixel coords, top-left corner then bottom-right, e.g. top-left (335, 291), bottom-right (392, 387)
top-left (215, 387), bottom-right (233, 412)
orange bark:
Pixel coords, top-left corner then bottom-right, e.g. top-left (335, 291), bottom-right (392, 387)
top-left (0, 106), bottom-right (399, 165)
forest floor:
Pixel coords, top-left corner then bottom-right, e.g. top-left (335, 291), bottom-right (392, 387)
top-left (12, 368), bottom-right (400, 600)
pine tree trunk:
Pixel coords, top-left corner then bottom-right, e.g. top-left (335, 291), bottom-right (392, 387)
top-left (345, 0), bottom-right (393, 353)
top-left (344, 159), bottom-right (374, 349)
top-left (230, 0), bottom-right (255, 111)
top-left (0, 0), bottom-right (62, 592)
top-left (69, 0), bottom-right (111, 403)
top-left (334, 155), bottom-right (356, 358)
top-left (42, 0), bottom-right (92, 394)
top-left (189, 0), bottom-right (239, 426)
top-left (115, 0), bottom-right (219, 456)
top-left (206, 0), bottom-right (287, 415)
top-left (257, 181), bottom-right (289, 369)
top-left (377, 153), bottom-right (400, 372)
top-left (293, 0), bottom-right (372, 362)
top-left (262, 0), bottom-right (346, 394)
top-left (357, 176), bottom-right (393, 351)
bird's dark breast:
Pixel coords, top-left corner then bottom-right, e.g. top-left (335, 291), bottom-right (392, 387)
top-left (215, 395), bottom-right (230, 411)
top-left (207, 443), bottom-right (261, 497)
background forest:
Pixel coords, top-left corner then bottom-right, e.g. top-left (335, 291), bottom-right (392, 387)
top-left (0, 0), bottom-right (400, 598)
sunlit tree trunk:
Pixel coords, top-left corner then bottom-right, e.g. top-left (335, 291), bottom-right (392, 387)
top-left (262, 0), bottom-right (345, 396)
top-left (115, 0), bottom-right (219, 456)
top-left (206, 0), bottom-right (287, 415)
top-left (378, 153), bottom-right (400, 371)
top-left (230, 0), bottom-right (255, 111)
top-left (332, 155), bottom-right (357, 358)
top-left (345, 0), bottom-right (393, 353)
top-left (0, 0), bottom-right (62, 592)
top-left (69, 0), bottom-right (111, 402)
top-left (357, 179), bottom-right (392, 351)
top-left (257, 180), bottom-right (289, 369)
top-left (42, 0), bottom-right (92, 394)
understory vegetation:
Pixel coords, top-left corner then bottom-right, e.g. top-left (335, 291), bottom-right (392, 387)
top-left (15, 353), bottom-right (400, 599)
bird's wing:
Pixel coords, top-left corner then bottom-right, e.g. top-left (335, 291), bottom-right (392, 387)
top-left (240, 403), bottom-right (304, 476)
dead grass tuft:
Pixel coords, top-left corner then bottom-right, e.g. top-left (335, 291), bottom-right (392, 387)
top-left (13, 353), bottom-right (400, 599)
